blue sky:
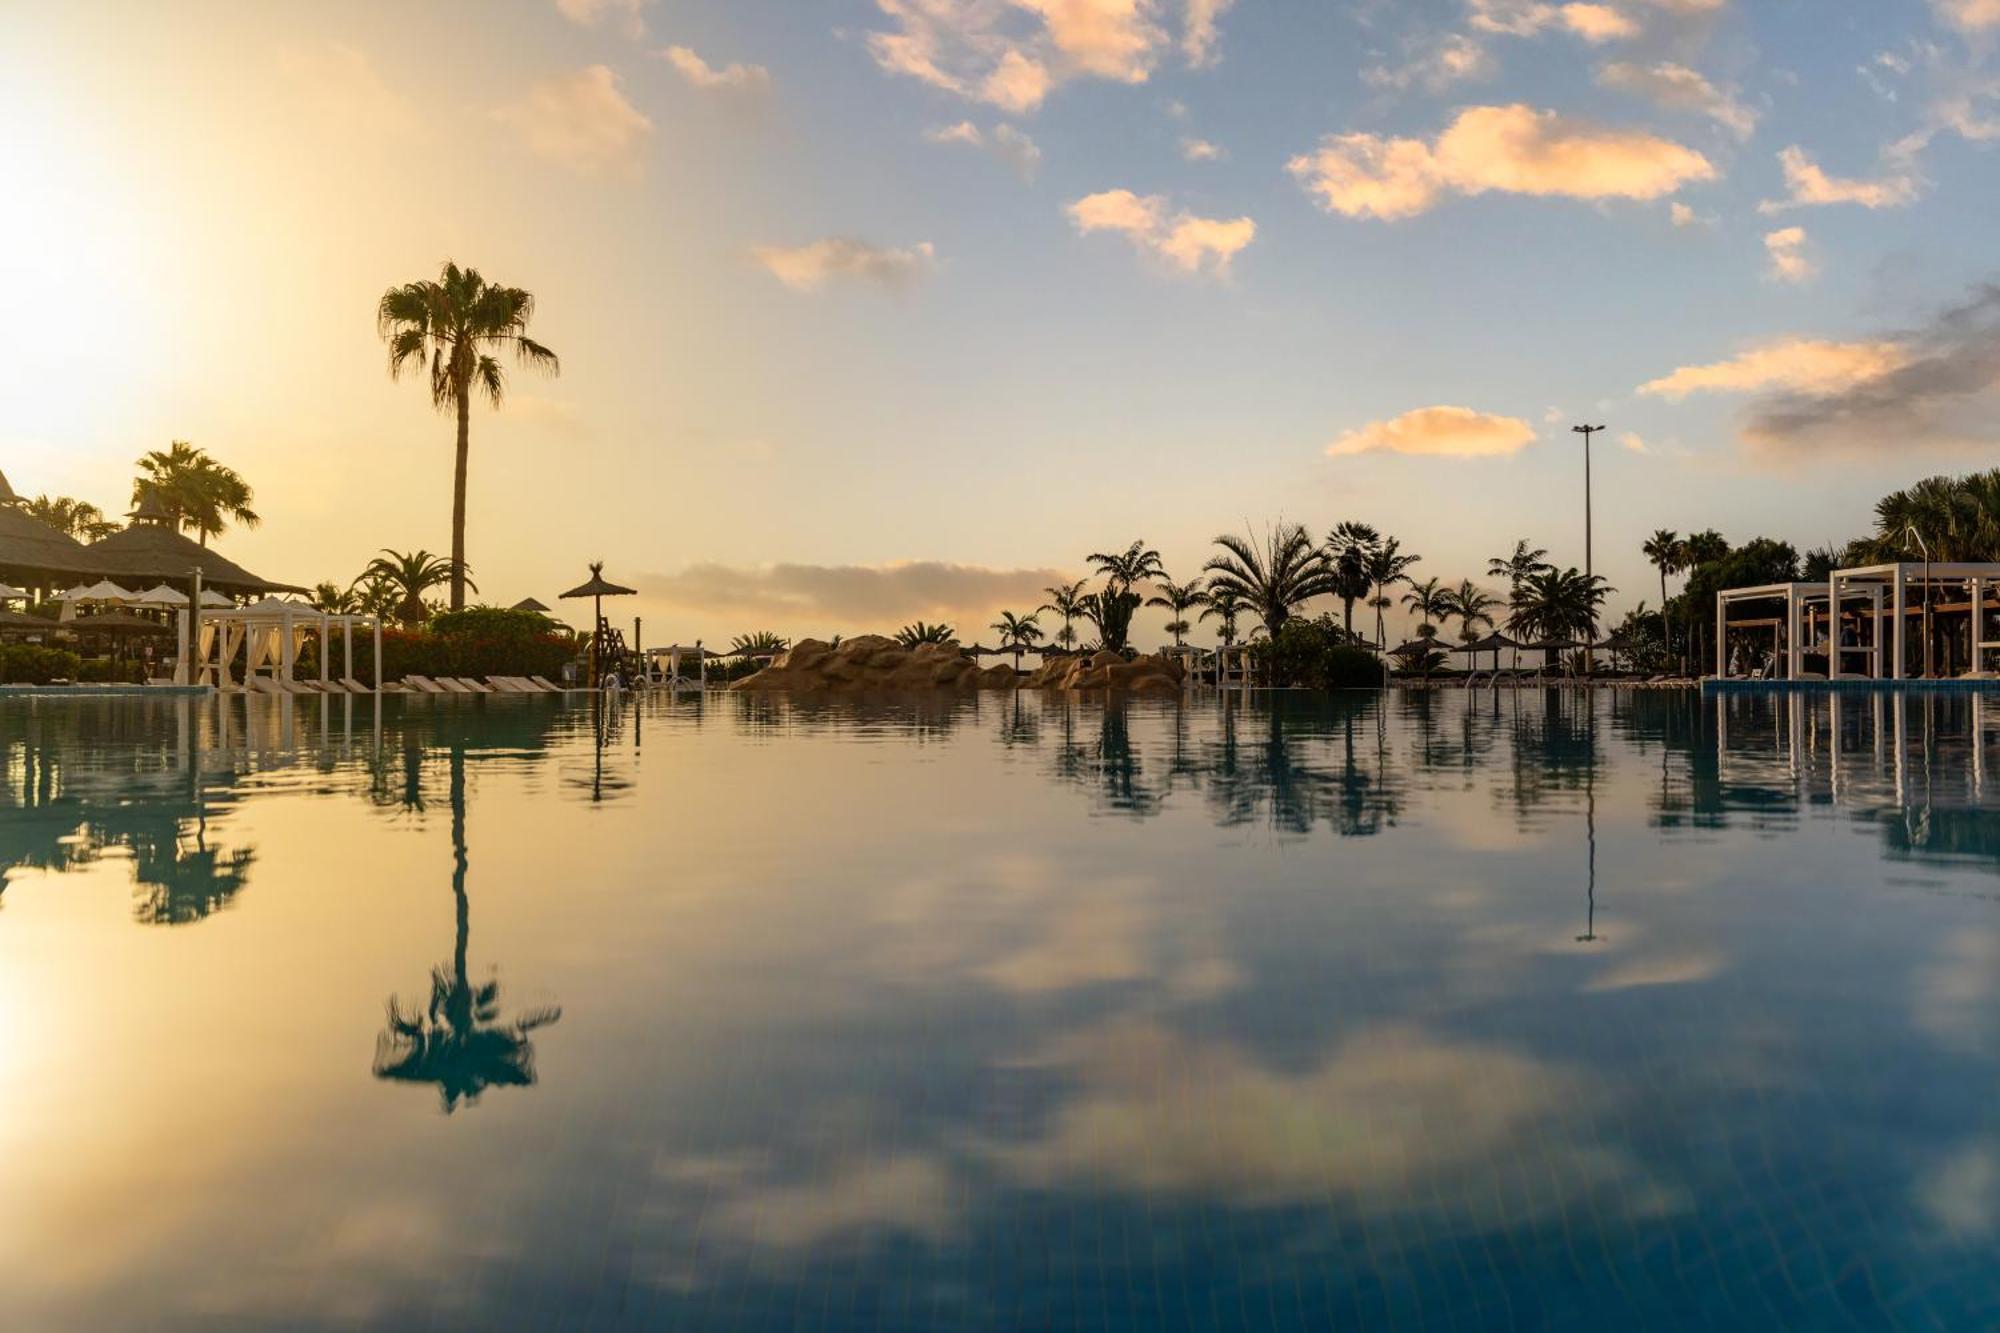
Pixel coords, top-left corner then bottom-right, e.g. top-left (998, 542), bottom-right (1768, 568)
top-left (6, 0), bottom-right (2000, 641)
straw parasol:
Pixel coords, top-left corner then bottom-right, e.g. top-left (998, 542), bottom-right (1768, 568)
top-left (1452, 629), bottom-right (1525, 672)
top-left (559, 562), bottom-right (637, 685)
top-left (0, 582), bottom-right (26, 602)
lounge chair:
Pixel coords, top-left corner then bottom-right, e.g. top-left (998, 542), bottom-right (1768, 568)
top-left (340, 677), bottom-right (374, 694)
top-left (402, 675), bottom-right (448, 694)
top-left (519, 676), bottom-right (560, 693)
top-left (452, 677), bottom-right (495, 693)
top-left (529, 675), bottom-right (572, 692)
top-left (491, 676), bottom-right (536, 693)
top-left (431, 677), bottom-right (472, 694)
top-left (248, 676), bottom-right (284, 696)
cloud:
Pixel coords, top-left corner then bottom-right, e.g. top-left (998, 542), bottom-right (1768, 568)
top-left (1179, 135), bottom-right (1224, 161)
top-left (752, 238), bottom-right (937, 292)
top-left (1183, 0), bottom-right (1236, 66)
top-left (1597, 61), bottom-right (1757, 138)
top-left (1066, 188), bottom-right (1255, 275)
top-left (996, 1022), bottom-right (1682, 1222)
top-left (1668, 200), bottom-right (1715, 227)
top-left (1618, 430), bottom-right (1652, 453)
top-left (1642, 286), bottom-right (2000, 454)
top-left (1919, 1144), bottom-right (2000, 1239)
top-left (1935, 0), bottom-right (2000, 33)
top-left (1638, 337), bottom-right (1911, 399)
top-left (1763, 226), bottom-right (1815, 284)
top-left (1363, 32), bottom-right (1496, 94)
top-left (1288, 103), bottom-right (1714, 221)
top-left (924, 120), bottom-right (1043, 179)
top-left (1758, 145), bottom-right (1921, 213)
top-left (556, 0), bottom-right (650, 39)
top-left (277, 44), bottom-right (423, 141)
top-left (660, 45), bottom-right (772, 95)
top-left (865, 0), bottom-right (1176, 113)
top-left (1467, 0), bottom-right (1641, 42)
top-left (633, 560), bottom-right (1071, 626)
top-left (1582, 947), bottom-right (1724, 990)
top-left (492, 65), bottom-right (653, 176)
top-left (1327, 405), bottom-right (1537, 458)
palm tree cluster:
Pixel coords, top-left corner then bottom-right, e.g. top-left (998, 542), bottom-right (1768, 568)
top-left (15, 494), bottom-right (118, 542)
top-left (313, 549), bottom-right (472, 627)
top-left (133, 441), bottom-right (259, 547)
top-left (895, 620), bottom-right (955, 647)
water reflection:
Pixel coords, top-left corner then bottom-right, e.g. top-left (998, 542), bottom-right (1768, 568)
top-left (374, 745), bottom-right (561, 1112)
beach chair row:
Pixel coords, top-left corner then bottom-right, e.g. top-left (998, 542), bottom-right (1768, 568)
top-left (397, 674), bottom-right (574, 695)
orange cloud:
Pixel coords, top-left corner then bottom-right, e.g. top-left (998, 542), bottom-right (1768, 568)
top-left (1289, 104), bottom-right (1714, 220)
top-left (1763, 227), bottom-right (1815, 284)
top-left (1066, 188), bottom-right (1255, 275)
top-left (1759, 145), bottom-right (1921, 213)
top-left (752, 238), bottom-right (937, 292)
top-left (1637, 338), bottom-right (1910, 398)
top-left (1328, 406), bottom-right (1538, 458)
top-left (866, 0), bottom-right (1175, 114)
top-left (1935, 0), bottom-right (2000, 31)
top-left (492, 65), bottom-right (653, 177)
top-left (660, 45), bottom-right (771, 94)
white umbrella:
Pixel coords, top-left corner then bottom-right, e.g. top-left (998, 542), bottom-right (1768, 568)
top-left (64, 580), bottom-right (136, 604)
top-left (131, 583), bottom-right (191, 607)
top-left (201, 589), bottom-right (233, 608)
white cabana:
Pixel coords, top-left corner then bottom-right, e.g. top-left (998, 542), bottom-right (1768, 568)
top-left (1714, 582), bottom-right (1831, 681)
top-left (645, 643), bottom-right (713, 688)
top-left (177, 596), bottom-right (383, 690)
top-left (1717, 562), bottom-right (2000, 681)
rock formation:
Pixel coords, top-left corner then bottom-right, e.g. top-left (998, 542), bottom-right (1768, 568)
top-left (730, 638), bottom-right (1189, 695)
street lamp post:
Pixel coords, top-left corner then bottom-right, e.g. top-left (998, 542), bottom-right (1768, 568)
top-left (1573, 424), bottom-right (1605, 674)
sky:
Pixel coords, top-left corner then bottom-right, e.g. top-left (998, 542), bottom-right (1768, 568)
top-left (5, 0), bottom-right (2000, 647)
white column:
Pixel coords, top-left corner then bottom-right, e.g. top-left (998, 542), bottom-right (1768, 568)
top-left (1714, 594), bottom-right (1727, 678)
top-left (1892, 567), bottom-right (1906, 680)
top-left (1976, 577), bottom-right (1988, 675)
top-left (281, 608), bottom-right (295, 683)
top-left (343, 617), bottom-right (354, 681)
top-left (319, 617), bottom-right (330, 684)
top-left (175, 608), bottom-right (190, 686)
top-left (1787, 590), bottom-right (1803, 680)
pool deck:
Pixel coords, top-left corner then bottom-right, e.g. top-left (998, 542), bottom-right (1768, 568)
top-left (1704, 676), bottom-right (2000, 694)
top-left (0, 684), bottom-right (212, 697)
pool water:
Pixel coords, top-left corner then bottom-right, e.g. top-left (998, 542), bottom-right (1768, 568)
top-left (4, 688), bottom-right (1998, 1330)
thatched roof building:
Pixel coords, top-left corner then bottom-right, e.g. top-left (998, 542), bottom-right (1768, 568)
top-left (83, 524), bottom-right (304, 597)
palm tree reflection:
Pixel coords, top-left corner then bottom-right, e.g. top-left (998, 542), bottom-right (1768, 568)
top-left (375, 745), bottom-right (559, 1112)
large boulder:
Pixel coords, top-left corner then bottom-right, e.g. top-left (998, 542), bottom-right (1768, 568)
top-left (1025, 650), bottom-right (1186, 695)
top-left (732, 638), bottom-right (1022, 693)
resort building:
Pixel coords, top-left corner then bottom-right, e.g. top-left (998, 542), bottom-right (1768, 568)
top-left (1714, 562), bottom-right (2000, 681)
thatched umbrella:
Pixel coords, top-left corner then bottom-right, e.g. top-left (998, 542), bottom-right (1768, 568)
top-left (558, 562), bottom-right (637, 686)
top-left (1452, 629), bottom-right (1525, 672)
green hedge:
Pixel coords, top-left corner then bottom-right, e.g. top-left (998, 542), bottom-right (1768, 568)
top-left (0, 645), bottom-right (83, 684)
top-left (1250, 616), bottom-right (1385, 690)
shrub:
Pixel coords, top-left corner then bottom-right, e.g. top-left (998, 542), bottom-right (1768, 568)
top-left (0, 644), bottom-right (83, 684)
top-left (358, 626), bottom-right (578, 687)
top-left (1250, 615), bottom-right (1384, 690)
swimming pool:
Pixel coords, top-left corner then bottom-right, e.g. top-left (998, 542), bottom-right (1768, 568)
top-left (3, 688), bottom-right (1996, 1329)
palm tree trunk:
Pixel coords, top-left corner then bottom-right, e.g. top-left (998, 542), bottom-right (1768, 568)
top-left (451, 745), bottom-right (469, 991)
top-left (451, 388), bottom-right (471, 612)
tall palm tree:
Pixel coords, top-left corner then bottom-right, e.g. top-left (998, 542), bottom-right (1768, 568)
top-left (1400, 577), bottom-right (1452, 639)
top-left (1443, 580), bottom-right (1500, 645)
top-left (1327, 521), bottom-right (1380, 640)
top-left (362, 548), bottom-right (469, 629)
top-left (1145, 579), bottom-right (1209, 647)
top-left (1364, 536), bottom-right (1421, 652)
top-left (20, 494), bottom-right (118, 542)
top-left (991, 610), bottom-right (1043, 667)
top-left (1039, 579), bottom-right (1090, 650)
top-left (1678, 530), bottom-right (1729, 672)
top-left (1088, 540), bottom-right (1166, 593)
top-left (1084, 541), bottom-right (1162, 653)
top-left (134, 442), bottom-right (260, 546)
top-left (309, 581), bottom-right (359, 614)
top-left (1641, 529), bottom-right (1684, 667)
top-left (1203, 523), bottom-right (1336, 637)
top-left (1200, 584), bottom-right (1247, 646)
top-left (349, 573), bottom-right (403, 621)
top-left (730, 630), bottom-right (788, 655)
top-left (378, 261), bottom-right (560, 610)
top-left (1487, 539), bottom-right (1553, 594)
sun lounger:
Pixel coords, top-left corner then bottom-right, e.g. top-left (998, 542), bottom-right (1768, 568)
top-left (248, 676), bottom-right (284, 696)
top-left (429, 677), bottom-right (472, 694)
top-left (340, 677), bottom-right (374, 694)
top-left (528, 675), bottom-right (572, 692)
top-left (402, 675), bottom-right (448, 694)
top-left (517, 676), bottom-right (560, 693)
top-left (452, 677), bottom-right (494, 693)
top-left (486, 677), bottom-right (531, 693)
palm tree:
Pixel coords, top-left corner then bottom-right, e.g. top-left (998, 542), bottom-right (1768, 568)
top-left (1678, 530), bottom-right (1728, 671)
top-left (1400, 577), bottom-right (1452, 639)
top-left (349, 573), bottom-right (403, 621)
top-left (1145, 579), bottom-right (1209, 648)
top-left (991, 610), bottom-right (1043, 667)
top-left (19, 494), bottom-right (118, 542)
top-left (1443, 580), bottom-right (1500, 645)
top-left (1509, 568), bottom-right (1613, 668)
top-left (1487, 539), bottom-right (1553, 593)
top-left (1364, 537), bottom-right (1421, 652)
top-left (362, 548), bottom-right (468, 629)
top-left (1088, 540), bottom-right (1166, 593)
top-left (1039, 579), bottom-right (1089, 650)
top-left (1202, 522), bottom-right (1336, 637)
top-left (378, 262), bottom-right (560, 610)
top-left (729, 630), bottom-right (788, 655)
top-left (309, 581), bottom-right (359, 614)
top-left (896, 621), bottom-right (955, 646)
top-left (1327, 521), bottom-right (1380, 640)
top-left (1641, 529), bottom-right (1684, 667)
top-left (1200, 584), bottom-right (1247, 646)
top-left (134, 442), bottom-right (260, 546)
